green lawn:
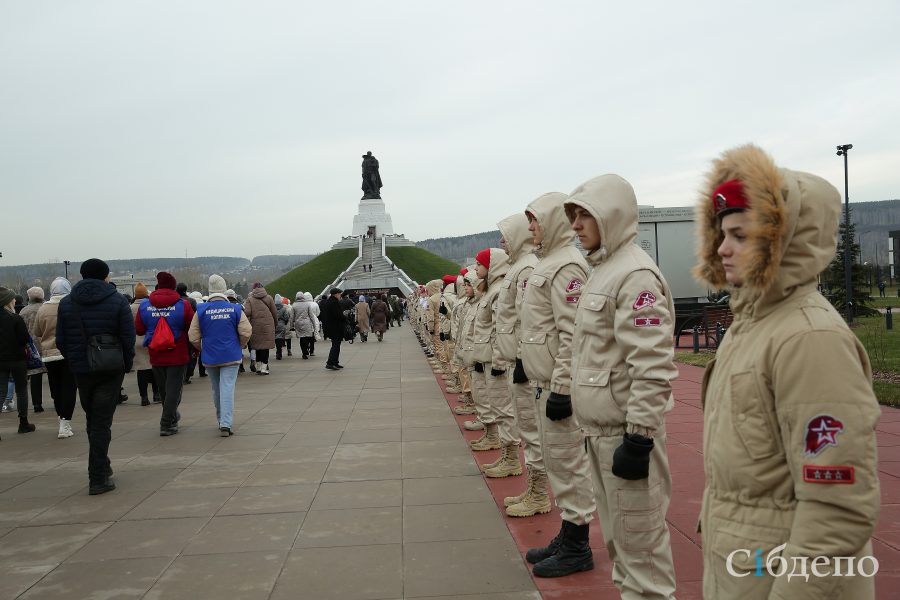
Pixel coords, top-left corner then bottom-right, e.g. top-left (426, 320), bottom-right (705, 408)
top-left (386, 246), bottom-right (462, 285)
top-left (675, 314), bottom-right (900, 407)
top-left (266, 248), bottom-right (357, 299)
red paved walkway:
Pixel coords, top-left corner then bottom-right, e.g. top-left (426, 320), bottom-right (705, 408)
top-left (434, 364), bottom-right (900, 600)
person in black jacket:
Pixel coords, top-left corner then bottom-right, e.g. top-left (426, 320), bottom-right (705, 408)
top-left (56, 259), bottom-right (136, 495)
top-left (322, 288), bottom-right (346, 370)
top-left (0, 286), bottom-right (36, 436)
top-left (176, 283), bottom-right (199, 384)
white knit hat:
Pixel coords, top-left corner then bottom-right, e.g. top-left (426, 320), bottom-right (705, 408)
top-left (208, 274), bottom-right (228, 295)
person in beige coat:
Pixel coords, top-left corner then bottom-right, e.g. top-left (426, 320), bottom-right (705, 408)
top-left (452, 269), bottom-right (478, 417)
top-left (495, 211), bottom-right (549, 517)
top-left (565, 175), bottom-right (678, 598)
top-left (694, 145), bottom-right (881, 599)
top-left (471, 247), bottom-right (521, 478)
top-left (519, 191), bottom-right (597, 578)
top-left (129, 283), bottom-right (158, 406)
top-left (458, 269), bottom-right (486, 431)
top-left (244, 283), bottom-right (277, 375)
top-left (356, 296), bottom-right (371, 342)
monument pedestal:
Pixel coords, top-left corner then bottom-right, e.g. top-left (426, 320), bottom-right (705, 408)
top-left (352, 198), bottom-right (395, 237)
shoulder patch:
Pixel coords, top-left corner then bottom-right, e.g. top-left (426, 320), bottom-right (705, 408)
top-left (804, 414), bottom-right (844, 457)
top-left (565, 278), bottom-right (583, 293)
top-left (566, 295), bottom-right (579, 304)
top-left (634, 316), bottom-right (661, 327)
top-left (803, 465), bottom-right (854, 484)
top-left (633, 290), bottom-right (657, 311)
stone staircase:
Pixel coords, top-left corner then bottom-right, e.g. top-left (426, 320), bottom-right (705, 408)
top-left (323, 236), bottom-right (416, 296)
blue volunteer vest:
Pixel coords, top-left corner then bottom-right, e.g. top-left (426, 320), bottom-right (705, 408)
top-left (196, 302), bottom-right (243, 365)
top-left (140, 299), bottom-right (186, 347)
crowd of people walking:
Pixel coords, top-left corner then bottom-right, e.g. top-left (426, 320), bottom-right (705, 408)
top-left (0, 263), bottom-right (405, 496)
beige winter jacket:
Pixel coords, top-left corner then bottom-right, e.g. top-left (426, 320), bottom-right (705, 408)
top-left (695, 145), bottom-right (880, 599)
top-left (564, 175), bottom-right (677, 438)
top-left (519, 192), bottom-right (588, 395)
top-left (33, 298), bottom-right (64, 363)
top-left (244, 287), bottom-right (277, 350)
top-left (440, 284), bottom-right (457, 336)
top-left (495, 213), bottom-right (538, 362)
top-left (472, 249), bottom-right (510, 366)
top-left (457, 271), bottom-right (483, 367)
top-left (425, 279), bottom-right (443, 335)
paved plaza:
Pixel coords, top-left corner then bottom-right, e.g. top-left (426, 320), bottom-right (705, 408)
top-left (0, 324), bottom-right (898, 599)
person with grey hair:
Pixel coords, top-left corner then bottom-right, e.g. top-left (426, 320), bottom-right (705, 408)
top-left (34, 277), bottom-right (79, 438)
top-left (20, 286), bottom-right (46, 413)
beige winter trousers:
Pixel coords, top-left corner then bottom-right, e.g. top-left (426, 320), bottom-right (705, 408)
top-left (510, 379), bottom-right (543, 473)
top-left (585, 427), bottom-right (676, 600)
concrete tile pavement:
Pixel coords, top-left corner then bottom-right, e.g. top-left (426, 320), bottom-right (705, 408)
top-left (0, 321), bottom-right (897, 599)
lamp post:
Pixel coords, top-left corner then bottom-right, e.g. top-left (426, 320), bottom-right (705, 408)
top-left (836, 144), bottom-right (853, 322)
top-left (64, 260), bottom-right (71, 279)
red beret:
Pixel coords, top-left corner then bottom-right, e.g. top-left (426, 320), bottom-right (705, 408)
top-left (712, 179), bottom-right (749, 217)
top-left (156, 271), bottom-right (177, 290)
top-left (475, 248), bottom-right (491, 269)
top-left (460, 268), bottom-right (468, 275)
top-left (442, 275), bottom-right (457, 285)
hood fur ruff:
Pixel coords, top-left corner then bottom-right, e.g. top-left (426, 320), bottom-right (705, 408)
top-left (693, 144), bottom-right (841, 311)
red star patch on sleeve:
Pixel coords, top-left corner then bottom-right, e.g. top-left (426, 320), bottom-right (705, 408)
top-left (565, 278), bottom-right (583, 293)
top-left (633, 290), bottom-right (657, 311)
top-left (633, 317), bottom-right (661, 327)
top-left (804, 414), bottom-right (844, 457)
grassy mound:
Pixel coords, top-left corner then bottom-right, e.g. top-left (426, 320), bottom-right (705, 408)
top-left (267, 248), bottom-right (357, 298)
top-left (387, 246), bottom-right (462, 285)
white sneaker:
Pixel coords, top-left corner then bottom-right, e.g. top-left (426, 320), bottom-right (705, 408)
top-left (58, 418), bottom-right (74, 439)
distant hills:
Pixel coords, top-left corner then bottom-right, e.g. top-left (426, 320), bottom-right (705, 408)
top-left (0, 255), bottom-right (314, 294)
top-left (417, 200), bottom-right (900, 266)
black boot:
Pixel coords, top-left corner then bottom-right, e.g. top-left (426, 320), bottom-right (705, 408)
top-left (526, 520), bottom-right (565, 564)
top-left (18, 417), bottom-right (36, 434)
top-left (532, 521), bottom-right (594, 578)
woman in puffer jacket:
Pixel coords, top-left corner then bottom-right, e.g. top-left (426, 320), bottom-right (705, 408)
top-left (292, 292), bottom-right (316, 359)
top-left (274, 295), bottom-right (291, 360)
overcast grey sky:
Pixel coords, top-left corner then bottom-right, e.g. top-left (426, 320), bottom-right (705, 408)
top-left (2, 1), bottom-right (898, 266)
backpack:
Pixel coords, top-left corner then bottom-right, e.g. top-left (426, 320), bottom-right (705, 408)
top-left (149, 314), bottom-right (176, 351)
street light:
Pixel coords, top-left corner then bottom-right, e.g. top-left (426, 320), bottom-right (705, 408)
top-left (836, 144), bottom-right (853, 321)
top-left (64, 260), bottom-right (71, 279)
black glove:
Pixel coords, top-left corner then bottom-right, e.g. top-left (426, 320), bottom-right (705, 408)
top-left (439, 332), bottom-right (445, 341)
top-left (490, 367), bottom-right (506, 377)
top-left (612, 433), bottom-right (654, 480)
top-left (439, 304), bottom-right (448, 315)
top-left (474, 362), bottom-right (484, 373)
top-left (512, 358), bottom-right (528, 384)
top-left (545, 392), bottom-right (572, 421)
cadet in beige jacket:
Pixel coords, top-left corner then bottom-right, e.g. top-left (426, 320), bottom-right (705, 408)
top-left (452, 270), bottom-right (478, 417)
top-left (459, 269), bottom-right (489, 433)
top-left (565, 176), bottom-right (678, 599)
top-left (425, 279), bottom-right (446, 371)
top-left (471, 247), bottom-right (521, 477)
top-left (495, 212), bottom-right (549, 517)
top-left (519, 192), bottom-right (597, 578)
top-left (439, 276), bottom-right (462, 392)
top-left (694, 145), bottom-right (880, 599)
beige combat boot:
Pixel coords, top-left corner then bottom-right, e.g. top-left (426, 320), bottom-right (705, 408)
top-left (470, 423), bottom-right (501, 451)
top-left (483, 444), bottom-right (523, 478)
top-left (454, 402), bottom-right (476, 415)
top-left (506, 469), bottom-right (551, 517)
top-left (463, 418), bottom-right (484, 430)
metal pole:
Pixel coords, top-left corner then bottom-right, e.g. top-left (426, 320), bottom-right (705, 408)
top-left (837, 144), bottom-right (853, 322)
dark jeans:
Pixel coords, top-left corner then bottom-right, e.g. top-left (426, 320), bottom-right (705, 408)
top-left (275, 339), bottom-right (286, 359)
top-left (0, 362), bottom-right (28, 418)
top-left (185, 355), bottom-right (197, 380)
top-left (256, 348), bottom-right (270, 364)
top-left (298, 336), bottom-right (313, 357)
top-left (75, 370), bottom-right (123, 484)
top-left (136, 369), bottom-right (158, 399)
top-left (286, 338), bottom-right (292, 353)
top-left (30, 372), bottom-right (43, 408)
top-left (309, 337), bottom-right (316, 356)
top-left (46, 360), bottom-right (78, 420)
top-left (328, 337), bottom-right (342, 366)
top-left (153, 364), bottom-right (187, 429)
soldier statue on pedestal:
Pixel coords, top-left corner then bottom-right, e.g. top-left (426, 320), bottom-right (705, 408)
top-left (361, 151), bottom-right (383, 200)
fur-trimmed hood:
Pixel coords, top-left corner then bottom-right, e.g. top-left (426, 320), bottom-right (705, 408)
top-left (497, 213), bottom-right (533, 264)
top-left (693, 144), bottom-right (841, 316)
top-left (564, 174), bottom-right (638, 266)
top-left (525, 192), bottom-right (573, 258)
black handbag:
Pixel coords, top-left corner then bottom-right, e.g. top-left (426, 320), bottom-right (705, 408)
top-left (72, 301), bottom-right (125, 372)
